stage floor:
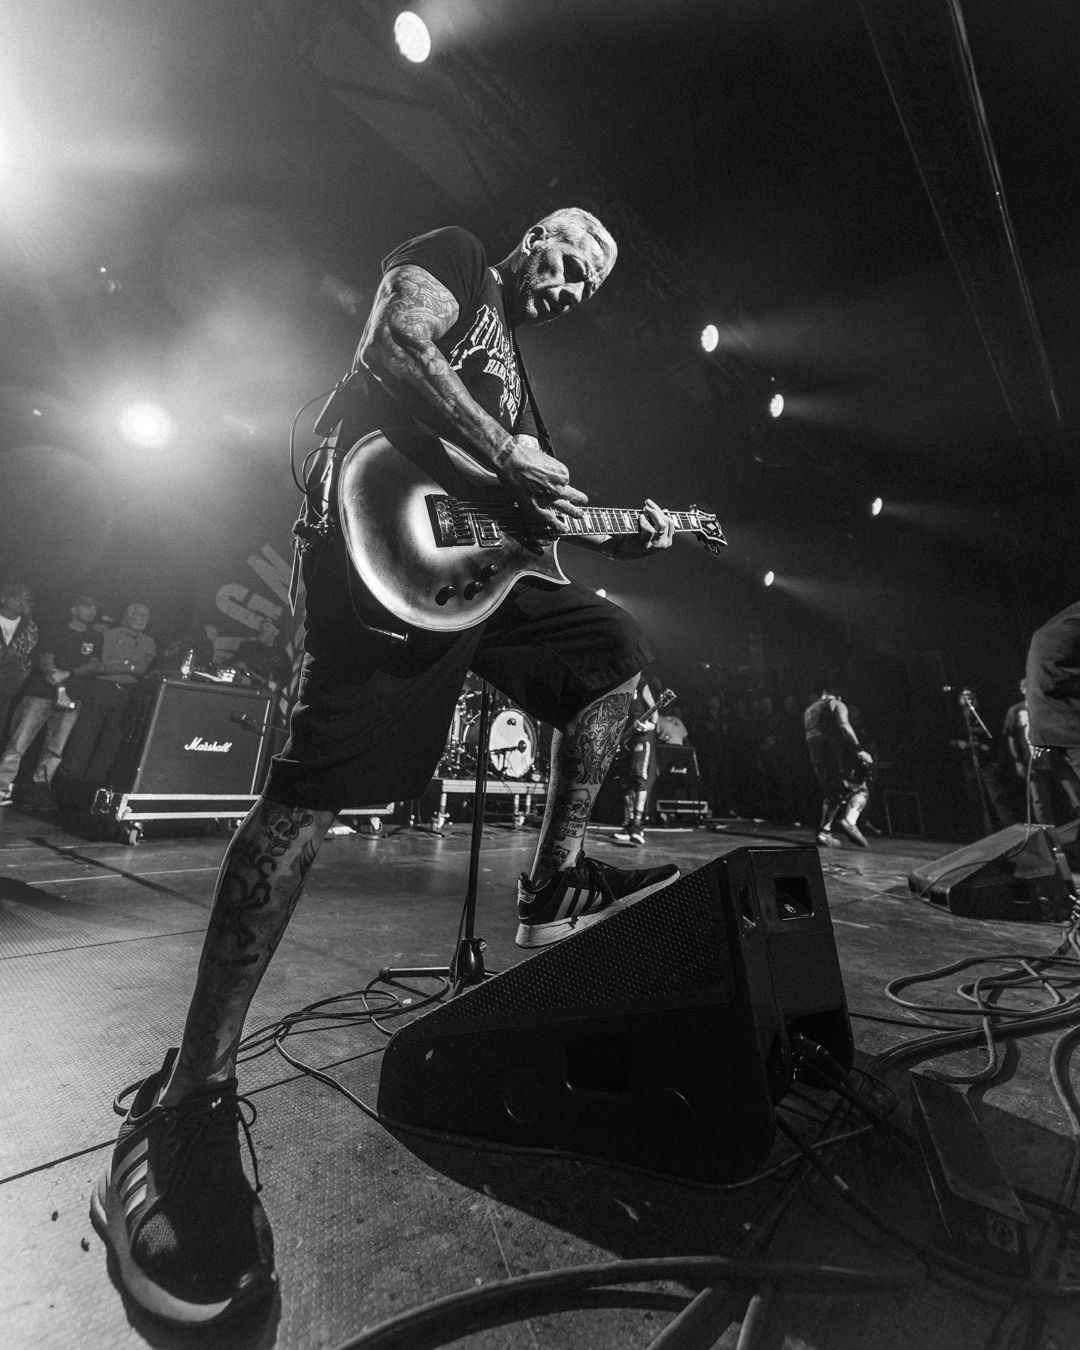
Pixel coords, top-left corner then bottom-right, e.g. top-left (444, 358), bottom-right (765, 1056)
top-left (2, 803), bottom-right (1079, 1350)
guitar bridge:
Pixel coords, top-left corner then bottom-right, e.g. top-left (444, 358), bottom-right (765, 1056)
top-left (428, 495), bottom-right (475, 547)
top-left (474, 515), bottom-right (501, 547)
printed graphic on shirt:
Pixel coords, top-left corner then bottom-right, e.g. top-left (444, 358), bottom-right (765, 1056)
top-left (447, 304), bottom-right (522, 425)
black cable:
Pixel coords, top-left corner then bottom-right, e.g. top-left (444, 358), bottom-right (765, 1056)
top-left (772, 1115), bottom-right (1080, 1300)
top-left (321, 1254), bottom-right (918, 1350)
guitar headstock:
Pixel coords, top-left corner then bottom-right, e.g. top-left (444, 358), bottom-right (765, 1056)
top-left (690, 507), bottom-right (727, 554)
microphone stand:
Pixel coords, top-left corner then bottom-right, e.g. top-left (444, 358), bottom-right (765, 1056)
top-left (958, 690), bottom-right (994, 837)
top-left (378, 680), bottom-right (493, 996)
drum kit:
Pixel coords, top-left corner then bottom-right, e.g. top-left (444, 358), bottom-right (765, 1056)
top-left (439, 677), bottom-right (543, 781)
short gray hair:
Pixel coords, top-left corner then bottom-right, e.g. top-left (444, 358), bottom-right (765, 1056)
top-left (533, 208), bottom-right (617, 273)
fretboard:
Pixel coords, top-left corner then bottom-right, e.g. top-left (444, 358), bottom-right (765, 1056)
top-left (561, 508), bottom-right (703, 535)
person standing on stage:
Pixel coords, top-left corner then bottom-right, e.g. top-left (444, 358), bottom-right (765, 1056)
top-left (0, 582), bottom-right (38, 748)
top-left (0, 595), bottom-right (103, 811)
top-left (234, 618), bottom-right (292, 691)
top-left (1004, 675), bottom-right (1080, 826)
top-left (613, 671), bottom-right (663, 847)
top-left (1025, 602), bottom-right (1080, 815)
top-left (91, 208), bottom-right (685, 1327)
top-left (803, 687), bottom-right (873, 848)
top-left (57, 601), bottom-right (155, 795)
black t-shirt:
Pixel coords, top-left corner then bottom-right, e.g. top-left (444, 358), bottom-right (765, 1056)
top-left (359, 226), bottom-right (539, 444)
top-left (25, 624), bottom-right (102, 699)
top-left (804, 697), bottom-right (840, 742)
top-left (1026, 602), bottom-right (1080, 746)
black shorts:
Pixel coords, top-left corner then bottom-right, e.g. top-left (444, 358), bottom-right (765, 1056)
top-left (806, 735), bottom-right (846, 801)
top-left (623, 733), bottom-right (658, 792)
top-left (264, 533), bottom-right (652, 811)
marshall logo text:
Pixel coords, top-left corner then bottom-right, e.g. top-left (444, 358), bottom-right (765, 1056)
top-left (184, 737), bottom-right (233, 753)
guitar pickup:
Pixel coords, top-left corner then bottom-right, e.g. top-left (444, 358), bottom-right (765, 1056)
top-left (428, 495), bottom-right (475, 547)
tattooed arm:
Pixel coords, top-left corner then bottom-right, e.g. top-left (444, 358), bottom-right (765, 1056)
top-left (358, 264), bottom-right (585, 527)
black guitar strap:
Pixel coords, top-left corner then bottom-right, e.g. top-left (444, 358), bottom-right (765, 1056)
top-left (502, 294), bottom-right (554, 457)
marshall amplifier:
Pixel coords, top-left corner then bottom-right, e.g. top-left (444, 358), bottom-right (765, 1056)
top-left (654, 744), bottom-right (709, 822)
top-left (111, 677), bottom-right (271, 796)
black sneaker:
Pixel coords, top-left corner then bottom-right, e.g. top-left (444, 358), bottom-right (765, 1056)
top-left (816, 830), bottom-right (842, 849)
top-left (516, 855), bottom-right (680, 948)
top-left (89, 1048), bottom-right (276, 1326)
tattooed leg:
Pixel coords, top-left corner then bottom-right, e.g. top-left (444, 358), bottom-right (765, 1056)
top-left (160, 796), bottom-right (335, 1105)
top-left (530, 677), bottom-right (636, 883)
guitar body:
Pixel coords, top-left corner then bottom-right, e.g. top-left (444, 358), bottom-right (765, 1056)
top-left (337, 428), bottom-right (569, 633)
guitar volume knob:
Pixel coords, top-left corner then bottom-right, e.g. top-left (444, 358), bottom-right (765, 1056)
top-left (480, 563), bottom-right (501, 580)
top-left (436, 585), bottom-right (458, 605)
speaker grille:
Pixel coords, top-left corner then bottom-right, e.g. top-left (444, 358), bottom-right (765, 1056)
top-left (433, 866), bottom-right (733, 1033)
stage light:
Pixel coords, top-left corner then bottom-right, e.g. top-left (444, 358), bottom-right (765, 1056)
top-left (595, 587), bottom-right (607, 599)
top-left (394, 11), bottom-right (431, 62)
top-left (700, 324), bottom-right (720, 354)
top-left (768, 391), bottom-right (785, 418)
top-left (763, 570), bottom-right (775, 587)
top-left (117, 402), bottom-right (174, 450)
top-left (870, 496), bottom-right (883, 516)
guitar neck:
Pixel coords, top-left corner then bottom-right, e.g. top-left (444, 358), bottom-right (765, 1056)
top-left (563, 508), bottom-right (704, 536)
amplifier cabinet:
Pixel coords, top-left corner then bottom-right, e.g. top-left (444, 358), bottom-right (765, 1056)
top-left (113, 677), bottom-right (271, 797)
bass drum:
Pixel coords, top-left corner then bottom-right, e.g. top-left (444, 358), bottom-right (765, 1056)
top-left (464, 708), bottom-right (537, 780)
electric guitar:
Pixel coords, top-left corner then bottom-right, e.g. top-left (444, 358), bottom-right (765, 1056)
top-left (622, 687), bottom-right (676, 746)
top-left (337, 428), bottom-right (726, 633)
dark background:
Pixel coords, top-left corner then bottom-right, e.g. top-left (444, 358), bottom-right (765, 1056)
top-left (3, 0), bottom-right (1079, 835)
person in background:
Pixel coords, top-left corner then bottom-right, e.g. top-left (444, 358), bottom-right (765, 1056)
top-left (57, 601), bottom-right (156, 795)
top-left (803, 687), bottom-right (874, 848)
top-left (0, 582), bottom-right (38, 746)
top-left (613, 672), bottom-right (662, 847)
top-left (234, 618), bottom-right (292, 691)
top-left (691, 693), bottom-right (728, 818)
top-left (1025, 603), bottom-right (1080, 825)
top-left (656, 702), bottom-right (689, 746)
top-left (1003, 675), bottom-right (1080, 826)
top-left (0, 595), bottom-right (103, 810)
top-left (161, 621), bottom-right (219, 674)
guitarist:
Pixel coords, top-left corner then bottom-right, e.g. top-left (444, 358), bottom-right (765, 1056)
top-left (91, 209), bottom-right (684, 1327)
top-left (613, 673), bottom-right (665, 847)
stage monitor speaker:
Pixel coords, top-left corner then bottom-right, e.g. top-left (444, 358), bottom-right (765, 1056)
top-left (907, 824), bottom-right (1074, 923)
top-left (112, 678), bottom-right (272, 796)
top-left (377, 846), bottom-right (850, 1182)
top-left (1055, 818), bottom-right (1080, 872)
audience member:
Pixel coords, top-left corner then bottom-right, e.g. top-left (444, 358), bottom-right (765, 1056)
top-left (0, 596), bottom-right (103, 810)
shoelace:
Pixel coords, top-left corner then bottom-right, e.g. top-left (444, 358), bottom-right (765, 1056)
top-left (113, 1079), bottom-right (263, 1195)
top-left (163, 1090), bottom-right (264, 1195)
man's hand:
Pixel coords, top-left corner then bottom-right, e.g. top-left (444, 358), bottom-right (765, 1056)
top-left (496, 435), bottom-right (588, 530)
top-left (608, 499), bottom-right (675, 559)
top-left (856, 749), bottom-right (873, 765)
